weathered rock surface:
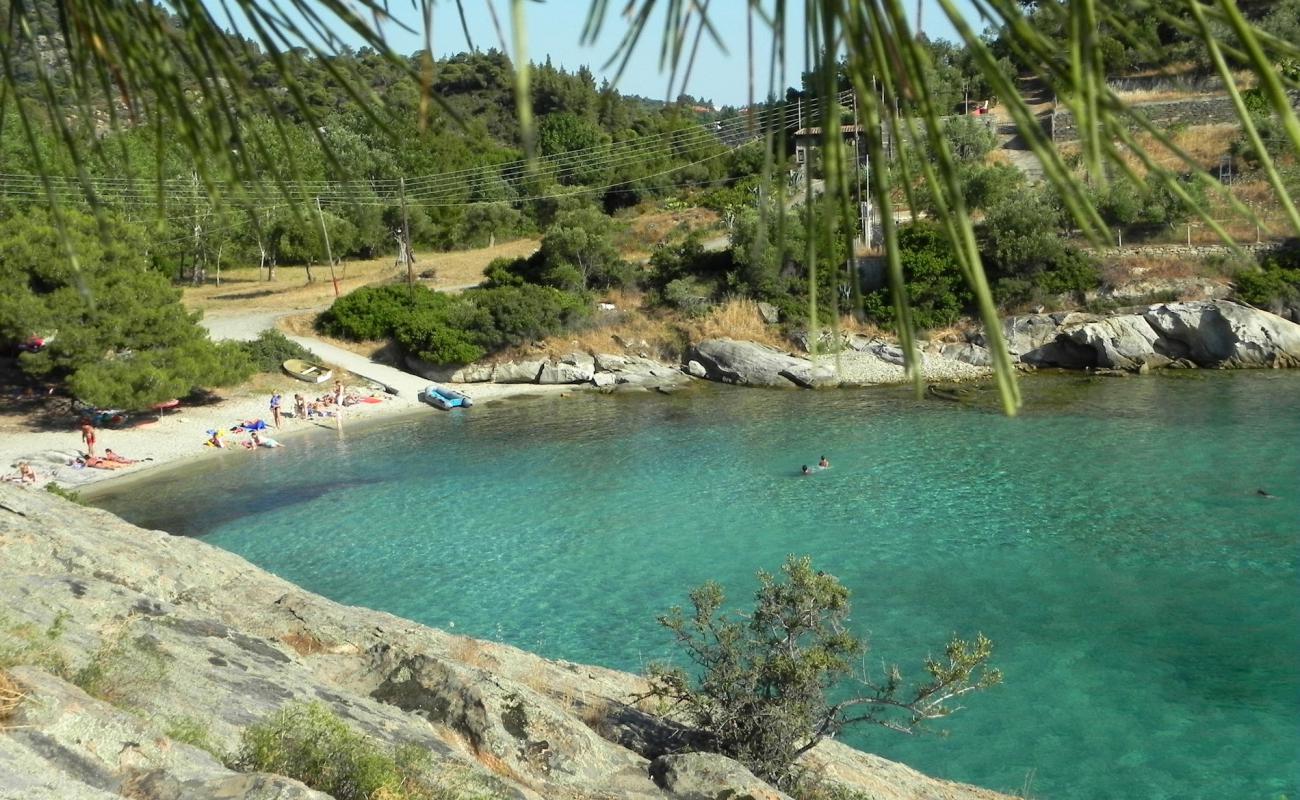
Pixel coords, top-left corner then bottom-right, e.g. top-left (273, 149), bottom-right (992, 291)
top-left (492, 360), bottom-right (547, 384)
top-left (971, 300), bottom-right (1300, 371)
top-left (648, 753), bottom-right (790, 800)
top-left (400, 352), bottom-right (690, 390)
top-left (591, 354), bottom-right (691, 389)
top-left (690, 339), bottom-right (988, 388)
top-left (0, 484), bottom-right (1010, 800)
top-left (1, 666), bottom-right (332, 800)
top-left (689, 339), bottom-right (837, 388)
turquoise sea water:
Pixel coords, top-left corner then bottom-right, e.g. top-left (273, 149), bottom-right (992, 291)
top-left (96, 372), bottom-right (1300, 799)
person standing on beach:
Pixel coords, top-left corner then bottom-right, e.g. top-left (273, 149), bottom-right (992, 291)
top-left (332, 381), bottom-right (344, 430)
top-left (270, 391), bottom-right (283, 429)
top-left (80, 421), bottom-right (97, 457)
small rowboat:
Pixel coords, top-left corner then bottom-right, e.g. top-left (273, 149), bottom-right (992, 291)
top-left (282, 359), bottom-right (333, 384)
top-left (419, 385), bottom-right (473, 410)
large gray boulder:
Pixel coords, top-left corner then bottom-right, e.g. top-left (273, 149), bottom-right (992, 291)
top-left (372, 653), bottom-right (661, 797)
top-left (1058, 300), bottom-right (1300, 370)
top-left (690, 339), bottom-right (987, 388)
top-left (538, 361), bottom-right (595, 384)
top-left (648, 753), bottom-right (791, 800)
top-left (690, 339), bottom-right (836, 388)
top-left (593, 354), bottom-right (690, 389)
top-left (991, 312), bottom-right (1101, 367)
top-left (1142, 300), bottom-right (1300, 368)
top-left (1064, 315), bottom-right (1169, 371)
top-left (450, 363), bottom-right (496, 383)
top-left (973, 301), bottom-right (1300, 371)
top-left (404, 357), bottom-right (495, 383)
top-left (493, 360), bottom-right (546, 384)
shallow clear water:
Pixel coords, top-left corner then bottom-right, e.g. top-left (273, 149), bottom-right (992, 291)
top-left (96, 372), bottom-right (1300, 799)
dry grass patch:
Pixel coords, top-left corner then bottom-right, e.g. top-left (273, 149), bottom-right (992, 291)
top-left (1098, 255), bottom-right (1202, 286)
top-left (0, 670), bottom-right (23, 725)
top-left (1118, 124), bottom-right (1239, 174)
top-left (276, 313), bottom-right (390, 361)
top-left (447, 636), bottom-right (496, 670)
top-left (280, 631), bottom-right (329, 657)
top-left (183, 239), bottom-right (539, 316)
top-left (616, 205), bottom-right (721, 260)
top-left (684, 298), bottom-right (789, 349)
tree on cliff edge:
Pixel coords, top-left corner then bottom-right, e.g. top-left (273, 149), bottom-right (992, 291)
top-left (643, 555), bottom-right (1000, 789)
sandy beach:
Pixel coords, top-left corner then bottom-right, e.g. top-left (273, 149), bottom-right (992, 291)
top-left (0, 377), bottom-right (575, 495)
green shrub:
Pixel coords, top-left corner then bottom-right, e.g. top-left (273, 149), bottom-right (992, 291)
top-left (165, 715), bottom-right (223, 758)
top-left (662, 277), bottom-right (715, 316)
top-left (0, 612), bottom-right (71, 677)
top-left (394, 316), bottom-right (487, 365)
top-left (317, 284), bottom-right (445, 341)
top-left (864, 222), bottom-right (971, 330)
top-left (43, 483), bottom-right (84, 505)
top-left (237, 330), bottom-right (316, 374)
top-left (1234, 256), bottom-right (1300, 309)
top-left (232, 701), bottom-right (430, 800)
top-left (74, 628), bottom-right (169, 709)
top-left (940, 114), bottom-right (997, 163)
top-left (466, 284), bottom-right (591, 348)
top-left (321, 280), bottom-right (592, 366)
top-left (644, 556), bottom-right (999, 789)
top-left (481, 256), bottom-right (531, 287)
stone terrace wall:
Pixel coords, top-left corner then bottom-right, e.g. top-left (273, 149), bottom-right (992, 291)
top-left (1052, 92), bottom-right (1300, 143)
top-left (1084, 239), bottom-right (1299, 261)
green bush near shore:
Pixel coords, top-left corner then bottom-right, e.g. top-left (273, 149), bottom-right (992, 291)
top-left (237, 330), bottom-right (317, 374)
top-left (1234, 251), bottom-right (1300, 312)
top-left (320, 282), bottom-right (590, 365)
top-left (231, 701), bottom-right (434, 800)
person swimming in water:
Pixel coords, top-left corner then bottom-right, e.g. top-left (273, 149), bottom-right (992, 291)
top-left (1256, 488), bottom-right (1278, 499)
top-left (818, 455), bottom-right (830, 468)
top-left (801, 465), bottom-right (812, 476)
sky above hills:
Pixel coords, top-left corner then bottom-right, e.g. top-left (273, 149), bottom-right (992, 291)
top-left (233, 1), bottom-right (984, 107)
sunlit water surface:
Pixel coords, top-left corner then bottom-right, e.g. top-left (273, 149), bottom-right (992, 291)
top-left (96, 372), bottom-right (1300, 799)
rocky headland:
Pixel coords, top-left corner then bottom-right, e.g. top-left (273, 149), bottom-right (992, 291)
top-left (0, 484), bottom-right (1012, 800)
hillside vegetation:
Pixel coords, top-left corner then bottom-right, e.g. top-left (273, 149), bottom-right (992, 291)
top-left (1, 0), bottom-right (1297, 408)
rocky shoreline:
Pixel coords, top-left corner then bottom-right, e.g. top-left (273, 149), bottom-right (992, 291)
top-left (0, 484), bottom-right (1011, 799)
top-left (411, 299), bottom-right (1300, 392)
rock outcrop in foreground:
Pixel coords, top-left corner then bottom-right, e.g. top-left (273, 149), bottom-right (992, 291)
top-left (0, 485), bottom-right (1010, 800)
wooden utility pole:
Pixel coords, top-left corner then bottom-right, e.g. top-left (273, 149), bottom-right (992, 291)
top-left (316, 196), bottom-right (340, 298)
top-left (400, 177), bottom-right (414, 301)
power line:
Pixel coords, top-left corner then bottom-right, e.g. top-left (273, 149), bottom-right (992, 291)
top-left (0, 91), bottom-right (850, 208)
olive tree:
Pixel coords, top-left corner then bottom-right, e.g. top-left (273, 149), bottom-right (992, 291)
top-left (644, 556), bottom-right (1000, 788)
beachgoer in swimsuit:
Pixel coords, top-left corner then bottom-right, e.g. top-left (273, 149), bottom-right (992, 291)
top-left (270, 392), bottom-right (283, 428)
top-left (80, 422), bottom-right (97, 457)
top-left (251, 431), bottom-right (283, 448)
top-left (294, 394), bottom-right (307, 419)
top-left (103, 449), bottom-right (138, 464)
top-left (801, 465), bottom-right (812, 476)
top-left (18, 462), bottom-right (36, 483)
top-left (818, 455), bottom-right (830, 468)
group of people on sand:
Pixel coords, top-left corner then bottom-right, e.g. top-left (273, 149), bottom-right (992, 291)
top-left (205, 422), bottom-right (283, 450)
top-left (201, 381), bottom-right (372, 451)
top-left (268, 382), bottom-right (365, 428)
top-left (66, 422), bottom-right (147, 472)
top-left (800, 456), bottom-right (831, 476)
